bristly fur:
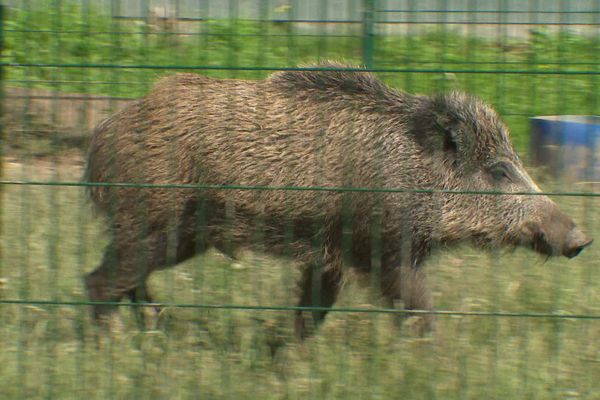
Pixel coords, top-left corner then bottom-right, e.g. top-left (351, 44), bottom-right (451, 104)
top-left (269, 61), bottom-right (412, 108)
top-left (82, 62), bottom-right (588, 336)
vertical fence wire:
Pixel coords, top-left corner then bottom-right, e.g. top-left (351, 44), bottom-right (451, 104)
top-left (583, 4), bottom-right (600, 396)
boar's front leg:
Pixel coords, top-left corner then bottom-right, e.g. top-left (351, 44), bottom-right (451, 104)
top-left (125, 282), bottom-right (161, 328)
top-left (294, 257), bottom-right (344, 340)
top-left (381, 263), bottom-right (434, 334)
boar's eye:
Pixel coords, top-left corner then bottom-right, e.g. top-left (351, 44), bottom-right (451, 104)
top-left (489, 161), bottom-right (513, 182)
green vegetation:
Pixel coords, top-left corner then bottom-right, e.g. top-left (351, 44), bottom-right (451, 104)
top-left (2, 3), bottom-right (600, 399)
top-left (4, 4), bottom-right (600, 153)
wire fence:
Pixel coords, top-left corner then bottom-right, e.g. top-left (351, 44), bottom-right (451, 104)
top-left (1, 1), bottom-right (600, 399)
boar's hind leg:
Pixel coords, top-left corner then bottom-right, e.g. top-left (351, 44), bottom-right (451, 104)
top-left (85, 224), bottom-right (201, 325)
top-left (85, 238), bottom-right (161, 324)
top-left (294, 262), bottom-right (343, 340)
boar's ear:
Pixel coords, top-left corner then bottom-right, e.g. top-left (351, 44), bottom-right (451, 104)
top-left (434, 114), bottom-right (460, 156)
top-left (411, 94), bottom-right (464, 160)
top-left (428, 98), bottom-right (465, 160)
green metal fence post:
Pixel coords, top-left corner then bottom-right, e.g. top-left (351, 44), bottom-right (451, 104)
top-left (0, 4), bottom-right (4, 271)
top-left (362, 0), bottom-right (375, 68)
top-left (0, 4), bottom-right (3, 163)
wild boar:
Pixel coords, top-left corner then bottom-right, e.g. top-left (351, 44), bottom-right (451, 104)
top-left (84, 62), bottom-right (592, 336)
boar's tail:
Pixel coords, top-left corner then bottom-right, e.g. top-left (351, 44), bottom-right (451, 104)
top-left (82, 154), bottom-right (112, 214)
top-left (81, 116), bottom-right (119, 214)
top-left (82, 157), bottom-right (105, 212)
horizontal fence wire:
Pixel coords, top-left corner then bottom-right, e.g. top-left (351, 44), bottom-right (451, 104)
top-left (4, 64), bottom-right (600, 75)
top-left (1, 299), bottom-right (600, 319)
top-left (378, 10), bottom-right (600, 14)
top-left (3, 28), bottom-right (362, 38)
top-left (2, 180), bottom-right (600, 197)
top-left (7, 21), bottom-right (600, 27)
top-left (4, 65), bottom-right (600, 78)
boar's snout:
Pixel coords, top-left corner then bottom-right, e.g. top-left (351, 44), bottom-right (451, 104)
top-left (524, 208), bottom-right (592, 258)
top-left (563, 228), bottom-right (593, 258)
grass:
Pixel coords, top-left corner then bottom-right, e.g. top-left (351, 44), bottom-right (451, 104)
top-left (2, 3), bottom-right (600, 399)
top-left (4, 4), bottom-right (600, 153)
top-left (1, 159), bottom-right (599, 399)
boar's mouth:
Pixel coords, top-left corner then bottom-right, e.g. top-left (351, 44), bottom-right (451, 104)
top-left (529, 226), bottom-right (593, 259)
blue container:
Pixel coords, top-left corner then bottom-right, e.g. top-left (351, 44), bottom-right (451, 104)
top-left (530, 116), bottom-right (600, 181)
